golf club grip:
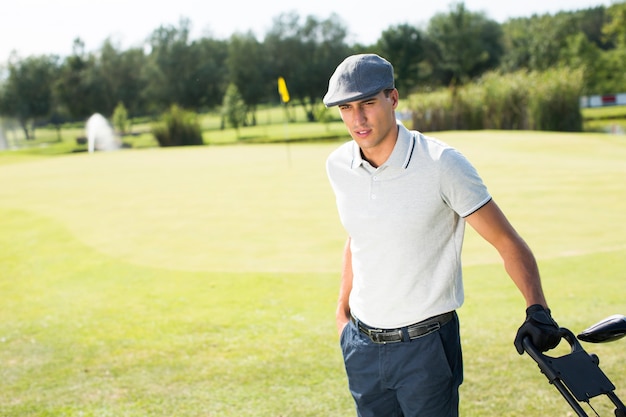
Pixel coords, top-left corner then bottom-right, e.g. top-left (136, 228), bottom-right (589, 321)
top-left (522, 336), bottom-right (543, 361)
top-left (523, 328), bottom-right (577, 355)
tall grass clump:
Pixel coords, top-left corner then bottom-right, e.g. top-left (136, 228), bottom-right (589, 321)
top-left (409, 89), bottom-right (454, 132)
top-left (454, 83), bottom-right (485, 130)
top-left (527, 67), bottom-right (584, 132)
top-left (481, 71), bottom-right (530, 130)
top-left (407, 68), bottom-right (583, 132)
top-left (409, 85), bottom-right (487, 131)
top-left (152, 104), bottom-right (204, 147)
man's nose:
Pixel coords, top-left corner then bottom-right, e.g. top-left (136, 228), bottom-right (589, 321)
top-left (353, 107), bottom-right (366, 125)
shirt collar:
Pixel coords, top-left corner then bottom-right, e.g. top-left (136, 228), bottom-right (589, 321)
top-left (350, 121), bottom-right (414, 170)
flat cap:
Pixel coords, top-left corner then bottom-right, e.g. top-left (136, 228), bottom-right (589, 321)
top-left (323, 54), bottom-right (394, 107)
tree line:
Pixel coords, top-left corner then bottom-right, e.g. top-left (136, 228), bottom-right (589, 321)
top-left (1, 1), bottom-right (625, 139)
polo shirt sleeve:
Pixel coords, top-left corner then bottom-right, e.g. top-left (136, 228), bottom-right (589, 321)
top-left (439, 148), bottom-right (492, 218)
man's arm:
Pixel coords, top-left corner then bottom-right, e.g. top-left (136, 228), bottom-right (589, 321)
top-left (464, 199), bottom-right (547, 308)
top-left (465, 199), bottom-right (561, 354)
top-left (336, 237), bottom-right (353, 336)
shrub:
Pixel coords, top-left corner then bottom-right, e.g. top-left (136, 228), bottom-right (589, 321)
top-left (409, 90), bottom-right (454, 132)
top-left (112, 101), bottom-right (131, 135)
top-left (152, 104), bottom-right (203, 147)
top-left (407, 68), bottom-right (583, 132)
top-left (527, 67), bottom-right (584, 132)
top-left (409, 86), bottom-right (484, 131)
top-left (481, 71), bottom-right (530, 130)
top-left (454, 84), bottom-right (484, 130)
top-left (221, 83), bottom-right (246, 136)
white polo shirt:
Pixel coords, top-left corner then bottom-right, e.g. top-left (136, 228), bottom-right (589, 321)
top-left (326, 122), bottom-right (491, 328)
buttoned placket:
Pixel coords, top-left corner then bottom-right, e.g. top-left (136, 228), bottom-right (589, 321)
top-left (369, 165), bottom-right (387, 201)
top-left (371, 172), bottom-right (380, 201)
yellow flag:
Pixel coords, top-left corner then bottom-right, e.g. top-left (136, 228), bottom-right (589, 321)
top-left (278, 77), bottom-right (290, 103)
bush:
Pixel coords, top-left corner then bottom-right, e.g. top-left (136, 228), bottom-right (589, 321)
top-left (454, 84), bottom-right (485, 130)
top-left (152, 104), bottom-right (203, 147)
top-left (527, 67), bottom-right (584, 132)
top-left (409, 90), bottom-right (454, 132)
top-left (112, 102), bottom-right (131, 135)
top-left (407, 68), bottom-right (583, 132)
top-left (221, 83), bottom-right (247, 134)
top-left (481, 71), bottom-right (530, 130)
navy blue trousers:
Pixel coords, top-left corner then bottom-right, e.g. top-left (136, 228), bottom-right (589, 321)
top-left (340, 312), bottom-right (463, 417)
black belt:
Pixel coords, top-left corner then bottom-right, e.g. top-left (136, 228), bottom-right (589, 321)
top-left (351, 311), bottom-right (454, 344)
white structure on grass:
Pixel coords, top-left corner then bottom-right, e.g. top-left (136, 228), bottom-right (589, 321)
top-left (86, 113), bottom-right (119, 153)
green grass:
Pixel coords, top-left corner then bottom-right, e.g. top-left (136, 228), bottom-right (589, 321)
top-left (3, 103), bottom-right (625, 154)
top-left (582, 105), bottom-right (626, 133)
top-left (582, 105), bottom-right (626, 121)
top-left (1, 105), bottom-right (346, 154)
top-left (1, 131), bottom-right (625, 416)
top-left (2, 118), bottom-right (348, 155)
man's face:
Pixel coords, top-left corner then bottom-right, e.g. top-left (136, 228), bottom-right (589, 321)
top-left (337, 89), bottom-right (399, 153)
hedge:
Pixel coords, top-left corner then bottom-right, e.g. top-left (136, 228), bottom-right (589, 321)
top-left (408, 68), bottom-right (584, 132)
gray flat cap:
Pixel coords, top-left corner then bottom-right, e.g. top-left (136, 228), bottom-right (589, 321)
top-left (323, 54), bottom-right (394, 107)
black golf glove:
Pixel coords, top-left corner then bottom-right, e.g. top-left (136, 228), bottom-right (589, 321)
top-left (514, 304), bottom-right (561, 355)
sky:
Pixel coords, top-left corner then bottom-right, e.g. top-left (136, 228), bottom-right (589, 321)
top-left (0, 0), bottom-right (617, 64)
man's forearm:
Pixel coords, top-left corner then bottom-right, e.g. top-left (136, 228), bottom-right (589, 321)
top-left (502, 240), bottom-right (548, 308)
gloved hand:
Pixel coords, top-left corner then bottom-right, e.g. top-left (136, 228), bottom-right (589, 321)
top-left (514, 304), bottom-right (561, 354)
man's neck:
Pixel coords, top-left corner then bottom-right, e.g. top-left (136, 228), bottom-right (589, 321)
top-left (360, 127), bottom-right (398, 168)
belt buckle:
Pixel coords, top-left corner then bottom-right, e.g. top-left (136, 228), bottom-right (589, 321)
top-left (371, 329), bottom-right (403, 344)
top-left (357, 320), bottom-right (403, 344)
top-left (361, 326), bottom-right (386, 344)
top-left (370, 331), bottom-right (386, 344)
top-left (365, 327), bottom-right (384, 343)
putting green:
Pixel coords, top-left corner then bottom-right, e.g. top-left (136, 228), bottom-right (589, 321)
top-left (1, 131), bottom-right (625, 274)
top-left (0, 144), bottom-right (345, 273)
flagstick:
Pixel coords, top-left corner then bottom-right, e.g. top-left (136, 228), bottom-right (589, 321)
top-left (278, 76), bottom-right (292, 168)
top-left (284, 108), bottom-right (291, 168)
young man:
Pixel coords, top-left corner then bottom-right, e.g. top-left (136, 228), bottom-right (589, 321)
top-left (323, 54), bottom-right (561, 417)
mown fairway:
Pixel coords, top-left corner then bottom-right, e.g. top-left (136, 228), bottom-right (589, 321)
top-left (1, 131), bottom-right (625, 416)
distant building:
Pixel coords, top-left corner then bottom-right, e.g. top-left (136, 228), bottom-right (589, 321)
top-left (580, 93), bottom-right (626, 108)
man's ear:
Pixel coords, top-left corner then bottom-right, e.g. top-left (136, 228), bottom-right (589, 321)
top-left (389, 89), bottom-right (399, 108)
